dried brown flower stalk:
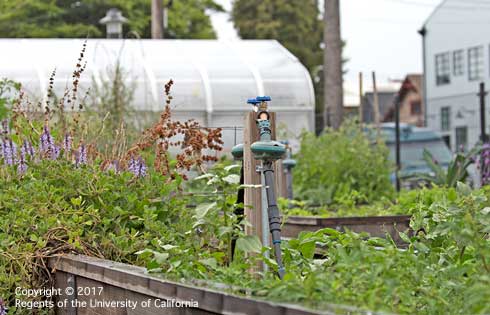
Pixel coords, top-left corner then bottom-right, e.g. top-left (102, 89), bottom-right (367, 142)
top-left (126, 79), bottom-right (223, 179)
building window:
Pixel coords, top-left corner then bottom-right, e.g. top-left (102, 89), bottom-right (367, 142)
top-left (453, 50), bottom-right (464, 76)
top-left (443, 135), bottom-right (451, 150)
top-left (456, 126), bottom-right (468, 151)
top-left (410, 100), bottom-right (421, 115)
top-left (435, 52), bottom-right (451, 85)
top-left (441, 106), bottom-right (451, 131)
top-left (468, 46), bottom-right (484, 81)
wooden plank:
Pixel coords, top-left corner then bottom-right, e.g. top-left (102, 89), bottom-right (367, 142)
top-left (49, 255), bottom-right (342, 315)
top-left (243, 112), bottom-right (262, 238)
top-left (282, 215), bottom-right (412, 245)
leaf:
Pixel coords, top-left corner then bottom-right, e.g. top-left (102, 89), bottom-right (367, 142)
top-left (399, 231), bottom-right (411, 244)
top-left (456, 182), bottom-right (471, 196)
top-left (146, 260), bottom-right (160, 271)
top-left (414, 242), bottom-right (430, 254)
top-left (199, 257), bottom-right (217, 269)
top-left (482, 207), bottom-right (490, 215)
top-left (70, 196), bottom-right (82, 206)
top-left (194, 202), bottom-right (216, 219)
top-left (223, 174), bottom-right (240, 184)
top-left (448, 188), bottom-right (457, 202)
top-left (153, 251), bottom-right (169, 264)
top-left (160, 244), bottom-right (178, 251)
top-left (194, 173), bottom-right (214, 181)
top-left (299, 240), bottom-right (316, 259)
top-left (235, 235), bottom-right (262, 254)
top-left (224, 164), bottom-right (241, 172)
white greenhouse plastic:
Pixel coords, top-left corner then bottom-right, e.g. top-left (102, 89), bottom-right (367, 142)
top-left (0, 39), bottom-right (315, 150)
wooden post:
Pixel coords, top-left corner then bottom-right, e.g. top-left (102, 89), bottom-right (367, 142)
top-left (243, 112), bottom-right (280, 242)
top-left (372, 71), bottom-right (381, 131)
top-left (359, 72), bottom-right (363, 126)
top-left (151, 0), bottom-right (164, 39)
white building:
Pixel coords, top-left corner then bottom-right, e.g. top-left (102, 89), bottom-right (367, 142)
top-left (421, 0), bottom-right (490, 151)
top-left (0, 39), bottom-right (315, 151)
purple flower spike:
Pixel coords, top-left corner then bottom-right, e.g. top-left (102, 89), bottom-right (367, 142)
top-left (127, 156), bottom-right (147, 178)
top-left (22, 139), bottom-right (35, 157)
top-left (63, 133), bottom-right (72, 153)
top-left (51, 145), bottom-right (61, 160)
top-left (39, 125), bottom-right (60, 160)
top-left (481, 143), bottom-right (490, 185)
top-left (3, 139), bottom-right (17, 165)
top-left (0, 298), bottom-right (8, 315)
top-left (75, 144), bottom-right (87, 167)
top-left (39, 125), bottom-right (54, 152)
top-left (106, 160), bottom-right (120, 173)
top-left (17, 144), bottom-right (27, 174)
top-left (1, 119), bottom-right (9, 135)
top-left (137, 157), bottom-right (147, 178)
top-left (128, 157), bottom-right (137, 174)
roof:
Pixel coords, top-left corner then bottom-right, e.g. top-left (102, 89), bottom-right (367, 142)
top-left (421, 0), bottom-right (450, 30)
top-left (405, 74), bottom-right (422, 93)
top-left (0, 39), bottom-right (315, 113)
top-left (379, 123), bottom-right (441, 143)
top-left (361, 90), bottom-right (397, 123)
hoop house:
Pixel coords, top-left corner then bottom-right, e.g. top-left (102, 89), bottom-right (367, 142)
top-left (0, 39), bottom-right (315, 150)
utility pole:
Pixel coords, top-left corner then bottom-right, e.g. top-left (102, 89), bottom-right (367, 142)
top-left (359, 72), bottom-right (363, 127)
top-left (478, 82), bottom-right (487, 142)
top-left (152, 0), bottom-right (164, 39)
top-left (395, 94), bottom-right (401, 192)
top-left (372, 71), bottom-right (381, 131)
top-left (324, 0), bottom-right (344, 129)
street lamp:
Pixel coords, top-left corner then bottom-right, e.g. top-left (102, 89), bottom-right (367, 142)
top-left (99, 8), bottom-right (128, 39)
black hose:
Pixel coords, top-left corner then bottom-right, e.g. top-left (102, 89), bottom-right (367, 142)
top-left (263, 161), bottom-right (285, 279)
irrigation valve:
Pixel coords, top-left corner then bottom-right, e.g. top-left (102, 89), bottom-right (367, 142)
top-left (281, 141), bottom-right (297, 170)
top-left (250, 96), bottom-right (286, 162)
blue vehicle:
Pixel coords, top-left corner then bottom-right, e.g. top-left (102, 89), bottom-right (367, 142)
top-left (377, 123), bottom-right (453, 187)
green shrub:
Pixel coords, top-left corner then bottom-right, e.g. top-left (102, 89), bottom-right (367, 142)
top-left (293, 121), bottom-right (395, 205)
top-left (0, 161), bottom-right (188, 313)
top-left (0, 78), bottom-right (20, 120)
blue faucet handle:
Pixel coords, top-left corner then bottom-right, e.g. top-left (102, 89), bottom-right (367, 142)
top-left (256, 96), bottom-right (271, 102)
top-left (247, 98), bottom-right (259, 105)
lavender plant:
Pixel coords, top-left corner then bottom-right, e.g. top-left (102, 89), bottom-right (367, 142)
top-left (478, 143), bottom-right (490, 185)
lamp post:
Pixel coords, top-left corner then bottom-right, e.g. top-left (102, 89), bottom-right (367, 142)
top-left (99, 8), bottom-right (128, 39)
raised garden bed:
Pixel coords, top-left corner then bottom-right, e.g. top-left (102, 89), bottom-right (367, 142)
top-left (49, 254), bottom-right (380, 315)
top-left (282, 215), bottom-right (412, 245)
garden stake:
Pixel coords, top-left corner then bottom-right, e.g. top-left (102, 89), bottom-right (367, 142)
top-left (281, 140), bottom-right (297, 201)
top-left (250, 96), bottom-right (286, 279)
top-left (257, 164), bottom-right (270, 273)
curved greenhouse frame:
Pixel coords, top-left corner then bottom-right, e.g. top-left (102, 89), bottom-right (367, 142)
top-left (0, 39), bottom-right (315, 149)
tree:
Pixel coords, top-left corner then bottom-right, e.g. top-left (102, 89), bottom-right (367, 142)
top-left (231, 0), bottom-right (323, 72)
top-left (324, 0), bottom-right (343, 129)
top-left (0, 0), bottom-right (223, 39)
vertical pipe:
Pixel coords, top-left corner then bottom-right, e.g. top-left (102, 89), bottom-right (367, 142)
top-left (285, 168), bottom-right (293, 200)
top-left (395, 94), bottom-right (401, 192)
top-left (479, 82), bottom-right (487, 142)
top-left (418, 27), bottom-right (428, 127)
top-left (263, 162), bottom-right (285, 279)
top-left (260, 164), bottom-right (270, 273)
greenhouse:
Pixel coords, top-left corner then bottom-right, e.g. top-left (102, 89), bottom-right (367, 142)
top-left (0, 39), bottom-right (315, 150)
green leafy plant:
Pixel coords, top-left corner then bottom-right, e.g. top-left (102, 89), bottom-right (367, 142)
top-left (0, 78), bottom-right (21, 120)
top-left (418, 147), bottom-right (478, 187)
top-left (293, 120), bottom-right (394, 206)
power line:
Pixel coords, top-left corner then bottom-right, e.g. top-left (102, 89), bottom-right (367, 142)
top-left (384, 0), bottom-right (490, 11)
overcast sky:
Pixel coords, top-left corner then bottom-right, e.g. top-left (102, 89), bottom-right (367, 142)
top-left (210, 0), bottom-right (443, 105)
